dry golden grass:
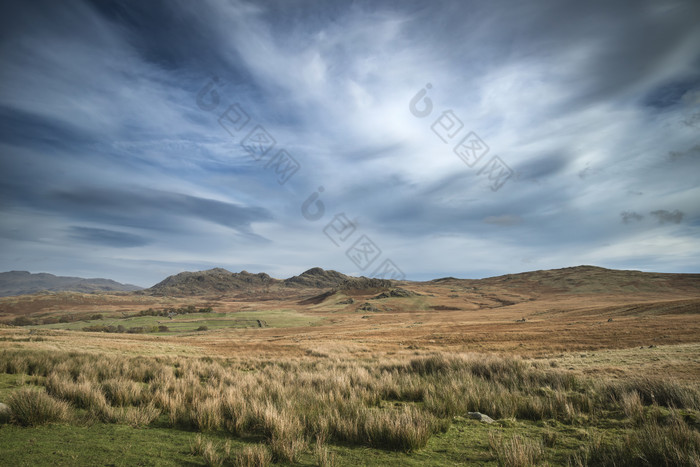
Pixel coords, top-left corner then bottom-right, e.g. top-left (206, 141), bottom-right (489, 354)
top-left (0, 269), bottom-right (698, 464)
top-left (489, 433), bottom-right (544, 467)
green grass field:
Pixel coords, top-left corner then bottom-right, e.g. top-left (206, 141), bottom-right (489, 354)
top-left (30, 310), bottom-right (323, 334)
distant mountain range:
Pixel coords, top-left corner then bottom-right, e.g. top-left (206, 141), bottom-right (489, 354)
top-left (3, 265), bottom-right (699, 298)
top-left (0, 271), bottom-right (143, 297)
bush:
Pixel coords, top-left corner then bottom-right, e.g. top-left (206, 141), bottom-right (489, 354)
top-left (7, 388), bottom-right (70, 426)
top-left (197, 326), bottom-right (209, 332)
top-left (11, 316), bottom-right (35, 326)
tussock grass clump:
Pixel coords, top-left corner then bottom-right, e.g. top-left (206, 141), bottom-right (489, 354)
top-left (201, 440), bottom-right (223, 467)
top-left (601, 377), bottom-right (700, 411)
top-left (7, 388), bottom-right (71, 426)
top-left (118, 402), bottom-right (160, 427)
top-left (570, 418), bottom-right (700, 466)
top-left (315, 440), bottom-right (336, 467)
top-left (620, 390), bottom-right (644, 424)
top-left (190, 434), bottom-right (208, 456)
top-left (191, 397), bottom-right (222, 431)
top-left (101, 378), bottom-right (144, 407)
top-left (221, 389), bottom-right (249, 435)
top-left (489, 433), bottom-right (545, 467)
top-left (363, 406), bottom-right (433, 451)
top-left (232, 444), bottom-right (272, 467)
top-left (45, 373), bottom-right (109, 413)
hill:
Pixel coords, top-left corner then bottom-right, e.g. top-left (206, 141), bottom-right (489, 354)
top-left (471, 265), bottom-right (700, 295)
top-left (147, 268), bottom-right (277, 296)
top-left (283, 267), bottom-right (351, 288)
top-left (0, 271), bottom-right (142, 297)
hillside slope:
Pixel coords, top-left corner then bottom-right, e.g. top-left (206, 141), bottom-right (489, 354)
top-left (434, 265), bottom-right (700, 296)
top-left (0, 271), bottom-right (142, 297)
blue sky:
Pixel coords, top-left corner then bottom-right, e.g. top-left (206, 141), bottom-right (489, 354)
top-left (1, 0), bottom-right (699, 287)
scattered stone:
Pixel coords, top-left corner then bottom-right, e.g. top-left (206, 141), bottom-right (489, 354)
top-left (0, 403), bottom-right (12, 424)
top-left (607, 318), bottom-right (614, 322)
top-left (467, 412), bottom-right (494, 424)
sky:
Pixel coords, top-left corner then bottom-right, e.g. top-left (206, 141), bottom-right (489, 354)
top-left (0, 0), bottom-right (699, 287)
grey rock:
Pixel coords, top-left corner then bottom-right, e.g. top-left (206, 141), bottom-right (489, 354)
top-left (467, 411), bottom-right (494, 424)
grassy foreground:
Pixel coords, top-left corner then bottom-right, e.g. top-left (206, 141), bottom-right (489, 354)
top-left (1, 346), bottom-right (699, 466)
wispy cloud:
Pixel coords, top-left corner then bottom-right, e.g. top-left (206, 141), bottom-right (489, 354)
top-left (0, 0), bottom-right (699, 285)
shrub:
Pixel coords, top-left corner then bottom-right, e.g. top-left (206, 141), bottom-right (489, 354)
top-left (7, 388), bottom-right (70, 426)
top-left (197, 326), bottom-right (209, 332)
top-left (11, 316), bottom-right (35, 326)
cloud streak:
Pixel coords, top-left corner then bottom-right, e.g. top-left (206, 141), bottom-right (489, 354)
top-left (0, 0), bottom-right (699, 286)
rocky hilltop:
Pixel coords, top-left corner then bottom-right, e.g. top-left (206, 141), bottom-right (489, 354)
top-left (145, 267), bottom-right (393, 297)
top-left (0, 271), bottom-right (142, 297)
top-left (283, 267), bottom-right (352, 288)
top-left (147, 268), bottom-right (277, 296)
